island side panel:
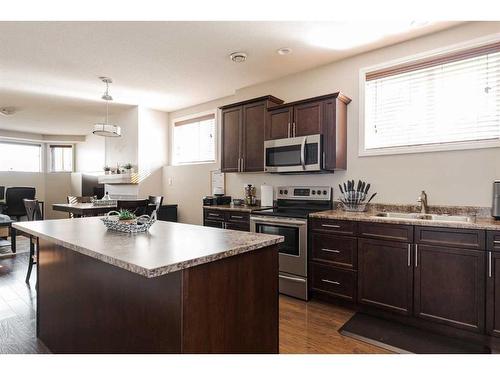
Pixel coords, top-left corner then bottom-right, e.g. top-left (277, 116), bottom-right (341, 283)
top-left (181, 244), bottom-right (279, 353)
top-left (37, 239), bottom-right (183, 353)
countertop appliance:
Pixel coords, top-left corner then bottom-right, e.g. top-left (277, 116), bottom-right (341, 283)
top-left (264, 134), bottom-right (323, 173)
top-left (493, 181), bottom-right (500, 219)
top-left (250, 186), bottom-right (332, 300)
top-left (203, 195), bottom-right (232, 206)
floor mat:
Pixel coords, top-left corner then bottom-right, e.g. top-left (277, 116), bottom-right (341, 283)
top-left (339, 312), bottom-right (491, 354)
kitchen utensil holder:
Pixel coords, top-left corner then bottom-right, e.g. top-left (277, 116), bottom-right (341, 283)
top-left (341, 202), bottom-right (368, 212)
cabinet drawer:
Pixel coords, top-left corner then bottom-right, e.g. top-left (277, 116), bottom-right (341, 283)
top-left (310, 263), bottom-right (356, 302)
top-left (204, 209), bottom-right (225, 221)
top-left (358, 222), bottom-right (413, 242)
top-left (415, 226), bottom-right (485, 250)
top-left (204, 219), bottom-right (224, 229)
top-left (487, 231), bottom-right (500, 252)
top-left (310, 232), bottom-right (357, 269)
top-left (309, 218), bottom-right (356, 235)
top-left (225, 221), bottom-right (250, 232)
top-left (226, 212), bottom-right (249, 223)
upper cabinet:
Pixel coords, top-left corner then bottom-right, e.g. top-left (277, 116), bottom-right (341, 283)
top-left (266, 93), bottom-right (351, 171)
top-left (220, 96), bottom-right (283, 173)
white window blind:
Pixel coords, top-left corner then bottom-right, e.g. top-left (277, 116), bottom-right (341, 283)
top-left (49, 145), bottom-right (73, 172)
top-left (363, 42), bottom-right (500, 153)
top-left (0, 141), bottom-right (42, 172)
top-left (172, 114), bottom-right (215, 165)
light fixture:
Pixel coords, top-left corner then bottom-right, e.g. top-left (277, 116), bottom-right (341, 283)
top-left (229, 52), bottom-right (247, 63)
top-left (277, 47), bottom-right (292, 55)
top-left (93, 77), bottom-right (121, 137)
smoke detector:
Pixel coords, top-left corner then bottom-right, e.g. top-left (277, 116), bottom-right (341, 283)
top-left (0, 107), bottom-right (16, 116)
top-left (229, 52), bottom-right (247, 63)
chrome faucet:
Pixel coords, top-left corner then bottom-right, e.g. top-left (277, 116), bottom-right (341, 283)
top-left (417, 190), bottom-right (428, 214)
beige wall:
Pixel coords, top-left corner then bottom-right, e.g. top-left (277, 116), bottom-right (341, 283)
top-left (163, 22), bottom-right (500, 225)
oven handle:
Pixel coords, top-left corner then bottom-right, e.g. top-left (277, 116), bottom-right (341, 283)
top-left (279, 274), bottom-right (307, 283)
top-left (300, 136), bottom-right (306, 170)
top-left (250, 215), bottom-right (307, 226)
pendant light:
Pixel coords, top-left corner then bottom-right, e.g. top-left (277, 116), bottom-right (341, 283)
top-left (93, 77), bottom-right (121, 137)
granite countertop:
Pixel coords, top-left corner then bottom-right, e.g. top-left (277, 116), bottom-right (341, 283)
top-left (309, 209), bottom-right (500, 231)
top-left (203, 204), bottom-right (273, 212)
top-left (13, 218), bottom-right (284, 278)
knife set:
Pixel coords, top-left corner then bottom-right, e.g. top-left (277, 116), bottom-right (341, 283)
top-left (338, 179), bottom-right (377, 212)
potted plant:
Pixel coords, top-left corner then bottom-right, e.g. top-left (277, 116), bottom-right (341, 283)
top-left (117, 209), bottom-right (137, 225)
top-left (123, 163), bottom-right (133, 174)
top-left (103, 166), bottom-right (111, 175)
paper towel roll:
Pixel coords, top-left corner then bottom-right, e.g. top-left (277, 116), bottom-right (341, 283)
top-left (260, 185), bottom-right (274, 207)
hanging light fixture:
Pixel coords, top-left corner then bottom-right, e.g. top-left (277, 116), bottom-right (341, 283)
top-left (93, 77), bottom-right (121, 137)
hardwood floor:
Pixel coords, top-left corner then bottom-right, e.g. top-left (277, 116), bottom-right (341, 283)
top-left (0, 243), bottom-right (387, 354)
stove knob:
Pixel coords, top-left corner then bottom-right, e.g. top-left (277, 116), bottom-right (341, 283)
top-left (323, 190), bottom-right (327, 195)
top-left (284, 190), bottom-right (288, 195)
top-left (279, 190), bottom-right (283, 195)
top-left (312, 190), bottom-right (316, 195)
top-left (317, 190), bottom-right (321, 195)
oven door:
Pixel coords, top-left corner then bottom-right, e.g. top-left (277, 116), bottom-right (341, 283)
top-left (250, 215), bottom-right (307, 277)
top-left (264, 134), bottom-right (322, 173)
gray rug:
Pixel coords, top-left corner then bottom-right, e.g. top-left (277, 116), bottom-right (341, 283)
top-left (0, 237), bottom-right (30, 258)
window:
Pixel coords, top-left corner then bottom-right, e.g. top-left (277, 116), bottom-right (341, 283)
top-left (172, 113), bottom-right (216, 165)
top-left (0, 141), bottom-right (42, 172)
top-left (49, 145), bottom-right (73, 172)
top-left (361, 40), bottom-right (500, 155)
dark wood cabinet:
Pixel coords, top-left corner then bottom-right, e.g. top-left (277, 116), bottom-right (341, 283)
top-left (203, 208), bottom-right (250, 232)
top-left (357, 238), bottom-right (413, 315)
top-left (220, 96), bottom-right (283, 173)
top-left (310, 262), bottom-right (356, 302)
top-left (265, 92), bottom-right (351, 171)
top-left (414, 244), bottom-right (485, 333)
top-left (487, 251), bottom-right (500, 337)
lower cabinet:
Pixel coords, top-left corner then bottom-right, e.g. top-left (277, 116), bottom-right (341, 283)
top-left (414, 244), bottom-right (485, 333)
top-left (357, 238), bottom-right (413, 316)
top-left (203, 208), bottom-right (250, 232)
top-left (310, 263), bottom-right (356, 302)
top-left (487, 251), bottom-right (500, 337)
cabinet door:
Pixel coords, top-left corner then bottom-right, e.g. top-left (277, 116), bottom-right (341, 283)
top-left (487, 251), bottom-right (500, 337)
top-left (414, 244), bottom-right (485, 333)
top-left (265, 106), bottom-right (292, 140)
top-left (242, 101), bottom-right (266, 172)
top-left (204, 219), bottom-right (224, 229)
top-left (221, 106), bottom-right (242, 172)
top-left (225, 221), bottom-right (250, 232)
top-left (293, 100), bottom-right (322, 137)
top-left (358, 238), bottom-right (413, 315)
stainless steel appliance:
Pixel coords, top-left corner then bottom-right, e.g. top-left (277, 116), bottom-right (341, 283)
top-left (264, 134), bottom-right (322, 173)
top-left (493, 181), bottom-right (500, 219)
top-left (250, 186), bottom-right (332, 300)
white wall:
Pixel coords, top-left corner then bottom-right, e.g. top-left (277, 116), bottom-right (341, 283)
top-left (163, 22), bottom-right (500, 225)
top-left (105, 107), bottom-right (139, 169)
top-left (75, 134), bottom-right (105, 172)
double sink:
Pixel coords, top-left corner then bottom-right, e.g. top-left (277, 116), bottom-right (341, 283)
top-left (373, 212), bottom-right (476, 223)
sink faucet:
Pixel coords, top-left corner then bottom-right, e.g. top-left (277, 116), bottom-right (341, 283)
top-left (417, 190), bottom-right (428, 214)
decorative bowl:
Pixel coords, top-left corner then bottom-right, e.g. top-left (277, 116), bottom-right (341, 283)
top-left (101, 211), bottom-right (156, 233)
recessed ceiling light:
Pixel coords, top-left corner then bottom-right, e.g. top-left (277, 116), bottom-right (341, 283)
top-left (229, 52), bottom-right (247, 63)
top-left (277, 47), bottom-right (293, 55)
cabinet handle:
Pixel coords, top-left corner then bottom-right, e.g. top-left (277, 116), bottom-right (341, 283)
top-left (208, 213), bottom-right (220, 217)
top-left (322, 152), bottom-right (326, 168)
top-left (407, 244), bottom-right (411, 267)
top-left (494, 240), bottom-right (500, 245)
top-left (489, 251), bottom-right (493, 278)
top-left (293, 122), bottom-right (296, 137)
top-left (321, 248), bottom-right (341, 253)
top-left (223, 222), bottom-right (227, 229)
top-left (287, 123), bottom-right (291, 138)
top-left (321, 224), bottom-right (341, 228)
top-left (415, 244), bottom-right (418, 268)
top-left (232, 215), bottom-right (244, 219)
top-left (322, 279), bottom-right (340, 285)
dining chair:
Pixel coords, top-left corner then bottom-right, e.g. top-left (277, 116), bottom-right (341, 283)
top-left (23, 199), bottom-right (42, 284)
top-left (148, 195), bottom-right (163, 216)
top-left (117, 199), bottom-right (149, 216)
top-left (3, 187), bottom-right (36, 221)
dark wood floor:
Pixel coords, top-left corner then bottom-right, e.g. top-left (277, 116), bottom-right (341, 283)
top-left (0, 243), bottom-right (385, 354)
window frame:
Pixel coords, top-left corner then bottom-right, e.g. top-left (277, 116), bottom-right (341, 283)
top-left (48, 144), bottom-right (74, 173)
top-left (359, 34), bottom-right (500, 157)
top-left (0, 139), bottom-right (43, 172)
top-left (170, 110), bottom-right (217, 166)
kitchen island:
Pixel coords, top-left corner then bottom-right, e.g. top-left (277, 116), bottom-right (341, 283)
top-left (13, 217), bottom-right (283, 354)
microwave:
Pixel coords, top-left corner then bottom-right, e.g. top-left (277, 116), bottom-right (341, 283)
top-left (264, 134), bottom-right (322, 173)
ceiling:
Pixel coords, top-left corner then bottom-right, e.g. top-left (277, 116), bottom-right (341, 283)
top-left (0, 21), bottom-right (460, 134)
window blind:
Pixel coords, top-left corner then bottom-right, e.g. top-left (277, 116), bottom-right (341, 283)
top-left (364, 42), bottom-right (500, 151)
top-left (0, 141), bottom-right (42, 172)
top-left (173, 114), bottom-right (215, 164)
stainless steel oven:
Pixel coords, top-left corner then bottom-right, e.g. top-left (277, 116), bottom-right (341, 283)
top-left (250, 215), bottom-right (308, 300)
top-left (264, 134), bottom-right (322, 173)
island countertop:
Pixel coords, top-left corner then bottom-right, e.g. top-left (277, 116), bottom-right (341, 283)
top-left (13, 217), bottom-right (284, 278)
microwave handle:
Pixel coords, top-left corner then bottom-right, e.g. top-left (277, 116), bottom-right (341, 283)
top-left (300, 137), bottom-right (306, 170)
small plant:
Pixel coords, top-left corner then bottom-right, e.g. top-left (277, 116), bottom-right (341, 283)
top-left (103, 166), bottom-right (111, 171)
top-left (123, 163), bottom-right (133, 170)
top-left (118, 209), bottom-right (136, 221)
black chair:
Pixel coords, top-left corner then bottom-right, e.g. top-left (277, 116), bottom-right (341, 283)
top-left (117, 199), bottom-right (149, 216)
top-left (148, 195), bottom-right (163, 216)
top-left (23, 199), bottom-right (42, 284)
top-left (0, 186), bottom-right (5, 200)
top-left (3, 187), bottom-right (36, 221)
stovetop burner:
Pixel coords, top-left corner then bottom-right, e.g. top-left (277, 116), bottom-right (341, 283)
top-left (253, 208), bottom-right (321, 219)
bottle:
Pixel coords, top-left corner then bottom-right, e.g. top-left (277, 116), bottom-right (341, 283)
top-left (103, 191), bottom-right (111, 201)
